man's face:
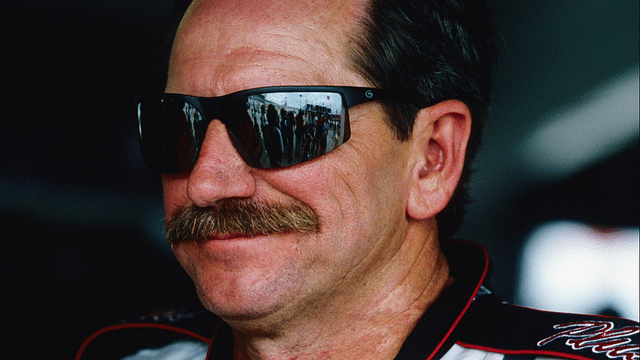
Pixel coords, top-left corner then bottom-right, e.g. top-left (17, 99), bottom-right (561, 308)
top-left (163, 0), bottom-right (415, 325)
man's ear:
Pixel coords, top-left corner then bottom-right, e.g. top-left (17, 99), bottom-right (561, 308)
top-left (407, 100), bottom-right (471, 220)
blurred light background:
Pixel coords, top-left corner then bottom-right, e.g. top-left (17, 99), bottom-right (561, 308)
top-left (1, 0), bottom-right (638, 358)
top-left (516, 221), bottom-right (639, 320)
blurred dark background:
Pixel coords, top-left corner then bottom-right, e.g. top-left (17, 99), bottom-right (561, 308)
top-left (1, 1), bottom-right (638, 359)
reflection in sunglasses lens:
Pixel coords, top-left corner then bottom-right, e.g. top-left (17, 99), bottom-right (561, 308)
top-left (236, 92), bottom-right (348, 168)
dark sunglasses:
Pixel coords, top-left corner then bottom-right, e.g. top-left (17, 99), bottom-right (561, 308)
top-left (136, 86), bottom-right (395, 173)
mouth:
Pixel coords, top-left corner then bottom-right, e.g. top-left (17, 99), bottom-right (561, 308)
top-left (208, 230), bottom-right (303, 240)
top-left (171, 233), bottom-right (264, 250)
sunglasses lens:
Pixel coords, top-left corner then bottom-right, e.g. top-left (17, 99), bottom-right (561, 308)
top-left (138, 97), bottom-right (202, 173)
top-left (228, 91), bottom-right (349, 169)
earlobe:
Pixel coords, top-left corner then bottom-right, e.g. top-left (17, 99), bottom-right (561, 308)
top-left (406, 100), bottom-right (471, 220)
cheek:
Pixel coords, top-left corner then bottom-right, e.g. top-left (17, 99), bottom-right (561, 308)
top-left (265, 142), bottom-right (409, 250)
top-left (323, 142), bottom-right (411, 255)
top-left (329, 139), bottom-right (410, 213)
top-left (161, 174), bottom-right (190, 217)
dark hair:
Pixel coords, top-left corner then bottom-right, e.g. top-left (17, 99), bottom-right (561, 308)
top-left (349, 0), bottom-right (496, 239)
top-left (163, 0), bottom-right (496, 239)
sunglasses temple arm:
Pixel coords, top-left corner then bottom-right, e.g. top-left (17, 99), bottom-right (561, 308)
top-left (342, 88), bottom-right (395, 107)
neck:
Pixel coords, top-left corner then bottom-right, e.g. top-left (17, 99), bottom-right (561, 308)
top-left (229, 219), bottom-right (451, 360)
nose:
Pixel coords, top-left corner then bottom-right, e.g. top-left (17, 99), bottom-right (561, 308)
top-left (187, 120), bottom-right (256, 207)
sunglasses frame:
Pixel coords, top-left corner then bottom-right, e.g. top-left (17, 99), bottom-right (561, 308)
top-left (136, 86), bottom-right (396, 173)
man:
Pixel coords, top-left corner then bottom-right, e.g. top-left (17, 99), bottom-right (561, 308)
top-left (77, 0), bottom-right (639, 359)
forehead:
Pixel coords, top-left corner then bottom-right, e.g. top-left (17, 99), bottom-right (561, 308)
top-left (168, 0), bottom-right (369, 94)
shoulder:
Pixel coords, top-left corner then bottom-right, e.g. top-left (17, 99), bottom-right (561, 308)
top-left (75, 308), bottom-right (222, 360)
top-left (120, 340), bottom-right (208, 360)
top-left (455, 294), bottom-right (640, 360)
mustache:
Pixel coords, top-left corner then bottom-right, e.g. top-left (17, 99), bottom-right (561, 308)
top-left (165, 199), bottom-right (320, 246)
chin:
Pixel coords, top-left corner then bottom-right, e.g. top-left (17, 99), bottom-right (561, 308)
top-left (180, 252), bottom-right (306, 324)
top-left (194, 275), bottom-right (306, 332)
